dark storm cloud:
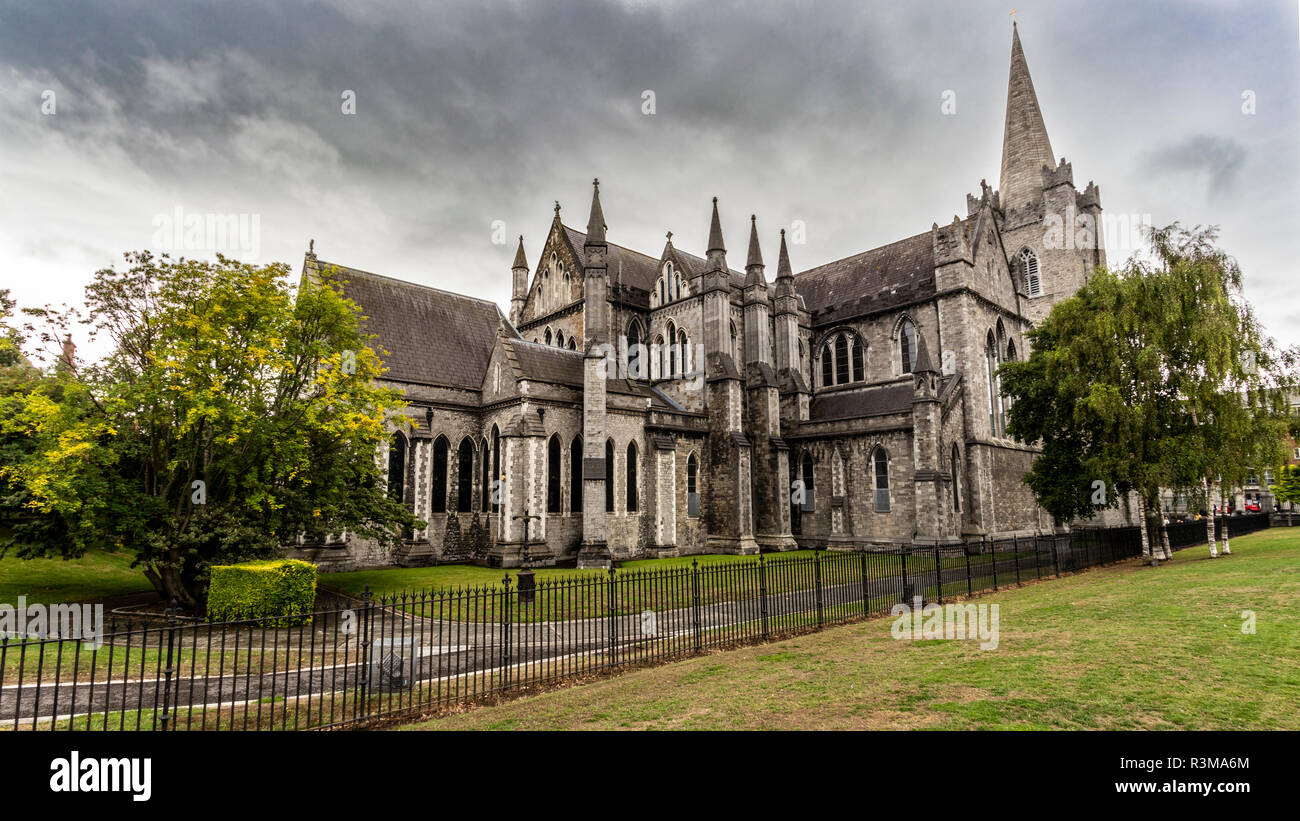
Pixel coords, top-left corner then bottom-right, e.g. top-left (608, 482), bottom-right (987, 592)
top-left (1, 0), bottom-right (1297, 350)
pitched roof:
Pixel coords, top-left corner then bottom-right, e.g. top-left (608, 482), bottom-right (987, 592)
top-left (314, 260), bottom-right (504, 390)
top-left (794, 230), bottom-right (936, 326)
top-left (808, 382), bottom-right (915, 422)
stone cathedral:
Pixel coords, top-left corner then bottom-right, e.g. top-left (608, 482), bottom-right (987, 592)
top-left (289, 25), bottom-right (1114, 571)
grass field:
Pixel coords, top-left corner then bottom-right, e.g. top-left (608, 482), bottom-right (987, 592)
top-left (398, 528), bottom-right (1300, 731)
top-left (0, 550), bottom-right (155, 606)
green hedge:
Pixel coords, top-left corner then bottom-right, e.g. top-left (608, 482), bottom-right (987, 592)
top-left (207, 559), bottom-right (318, 625)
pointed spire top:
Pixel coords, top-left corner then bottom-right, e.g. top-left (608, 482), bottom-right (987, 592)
top-left (707, 197), bottom-right (725, 255)
top-left (913, 331), bottom-right (937, 374)
top-left (554, 201), bottom-right (561, 218)
top-left (745, 215), bottom-right (763, 269)
top-left (585, 178), bottom-right (606, 245)
top-left (776, 228), bottom-right (793, 279)
top-left (998, 23), bottom-right (1054, 213)
top-left (512, 235), bottom-right (528, 270)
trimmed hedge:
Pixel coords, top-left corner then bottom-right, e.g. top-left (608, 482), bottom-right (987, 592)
top-left (207, 559), bottom-right (318, 625)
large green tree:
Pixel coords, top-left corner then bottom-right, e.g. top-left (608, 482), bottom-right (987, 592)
top-left (1001, 224), bottom-right (1296, 562)
top-left (0, 253), bottom-right (422, 605)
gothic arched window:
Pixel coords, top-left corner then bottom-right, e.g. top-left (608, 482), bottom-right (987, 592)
top-left (627, 320), bottom-right (644, 379)
top-left (544, 328), bottom-right (552, 346)
top-left (626, 441), bottom-right (639, 512)
top-left (667, 321), bottom-right (677, 377)
top-left (951, 443), bottom-right (962, 513)
top-left (986, 330), bottom-right (1000, 437)
top-left (801, 451), bottom-right (815, 512)
top-left (480, 438), bottom-right (490, 512)
top-left (821, 343), bottom-right (833, 388)
top-left (834, 334), bottom-right (849, 385)
top-left (1020, 248), bottom-right (1041, 297)
top-left (547, 434), bottom-right (562, 514)
top-left (457, 437), bottom-right (474, 512)
top-left (730, 321), bottom-right (739, 360)
top-left (852, 336), bottom-right (865, 382)
top-left (605, 439), bottom-right (615, 513)
top-left (431, 436), bottom-right (448, 514)
top-left (387, 432), bottom-right (407, 503)
top-left (570, 435), bottom-right (583, 513)
top-left (872, 447), bottom-right (890, 512)
top-left (678, 329), bottom-right (689, 373)
top-left (491, 426), bottom-right (500, 513)
top-left (555, 330), bottom-right (564, 348)
top-left (652, 334), bottom-right (664, 380)
top-left (686, 453), bottom-right (699, 518)
top-left (900, 319), bottom-right (918, 374)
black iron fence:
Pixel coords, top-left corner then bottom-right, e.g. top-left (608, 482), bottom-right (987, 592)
top-left (0, 516), bottom-right (1268, 732)
top-left (1165, 512), bottom-right (1270, 551)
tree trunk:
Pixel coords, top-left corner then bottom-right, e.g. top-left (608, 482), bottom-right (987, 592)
top-left (141, 549), bottom-right (199, 609)
top-left (1140, 493), bottom-right (1164, 566)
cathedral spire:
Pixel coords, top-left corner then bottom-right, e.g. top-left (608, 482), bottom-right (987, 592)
top-left (585, 178), bottom-right (606, 246)
top-left (512, 234), bottom-right (528, 270)
top-left (706, 197), bottom-right (727, 271)
top-left (775, 228), bottom-right (793, 280)
top-left (998, 23), bottom-right (1055, 213)
top-left (744, 215), bottom-right (766, 286)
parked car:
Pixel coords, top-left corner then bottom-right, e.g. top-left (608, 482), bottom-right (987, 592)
top-left (1245, 503), bottom-right (1261, 512)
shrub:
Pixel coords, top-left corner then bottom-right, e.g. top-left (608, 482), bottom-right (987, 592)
top-left (207, 559), bottom-right (318, 625)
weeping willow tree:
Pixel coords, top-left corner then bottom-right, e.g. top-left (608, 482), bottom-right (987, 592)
top-left (1002, 224), bottom-right (1297, 563)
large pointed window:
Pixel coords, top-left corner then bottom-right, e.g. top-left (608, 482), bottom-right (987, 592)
top-left (951, 443), bottom-right (962, 513)
top-left (457, 438), bottom-right (474, 512)
top-left (570, 436), bottom-right (583, 513)
top-left (605, 439), bottom-right (615, 513)
top-left (480, 438), bottom-right (490, 511)
top-left (626, 441), bottom-right (639, 512)
top-left (431, 436), bottom-right (448, 514)
top-left (627, 320), bottom-right (644, 380)
top-left (986, 330), bottom-right (1001, 437)
top-left (821, 344), bottom-right (833, 388)
top-left (387, 432), bottom-right (407, 503)
top-left (491, 426), bottom-right (500, 513)
top-left (687, 453), bottom-right (699, 518)
top-left (851, 336), bottom-right (865, 382)
top-left (547, 435), bottom-right (562, 514)
top-left (1019, 248), bottom-right (1042, 297)
top-left (873, 447), bottom-right (890, 512)
top-left (900, 319), bottom-right (918, 374)
top-left (834, 334), bottom-right (849, 385)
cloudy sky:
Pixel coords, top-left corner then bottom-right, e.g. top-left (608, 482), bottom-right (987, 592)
top-left (2, 0), bottom-right (1297, 355)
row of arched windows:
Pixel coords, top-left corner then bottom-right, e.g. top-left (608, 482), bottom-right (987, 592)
top-left (651, 263), bottom-right (689, 307)
top-left (388, 429), bottom-right (502, 515)
top-left (790, 447), bottom-right (893, 534)
top-left (535, 327), bottom-right (578, 350)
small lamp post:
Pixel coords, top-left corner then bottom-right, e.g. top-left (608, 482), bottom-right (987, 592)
top-left (513, 506), bottom-right (541, 604)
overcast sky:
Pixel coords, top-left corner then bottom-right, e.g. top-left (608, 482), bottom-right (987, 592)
top-left (2, 0), bottom-right (1297, 356)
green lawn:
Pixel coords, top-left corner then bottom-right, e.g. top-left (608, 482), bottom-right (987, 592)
top-left (0, 550), bottom-right (155, 606)
top-left (398, 528), bottom-right (1300, 730)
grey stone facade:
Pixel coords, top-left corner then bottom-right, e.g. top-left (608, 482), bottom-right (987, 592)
top-left (284, 24), bottom-right (1137, 572)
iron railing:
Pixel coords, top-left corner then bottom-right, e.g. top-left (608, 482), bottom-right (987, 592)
top-left (0, 516), bottom-right (1268, 732)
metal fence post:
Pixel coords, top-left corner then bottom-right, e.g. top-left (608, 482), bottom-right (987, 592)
top-left (900, 549), bottom-right (910, 604)
top-left (1051, 535), bottom-right (1061, 577)
top-left (964, 542), bottom-right (973, 596)
top-left (500, 574), bottom-right (512, 689)
top-left (691, 559), bottom-right (702, 653)
top-left (606, 567), bottom-right (618, 668)
top-left (990, 536), bottom-right (998, 591)
top-left (814, 550), bottom-right (824, 626)
top-left (159, 598), bottom-right (178, 731)
top-left (934, 545), bottom-right (943, 605)
top-left (759, 555), bottom-right (770, 638)
top-left (859, 551), bottom-right (870, 615)
top-left (1013, 536), bottom-right (1021, 585)
top-left (357, 586), bottom-right (374, 720)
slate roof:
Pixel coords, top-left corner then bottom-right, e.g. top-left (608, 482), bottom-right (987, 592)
top-left (508, 338), bottom-right (656, 399)
top-left (314, 260), bottom-right (504, 390)
top-left (808, 382), bottom-right (915, 422)
top-left (794, 230), bottom-right (937, 327)
top-left (807, 375), bottom-right (959, 422)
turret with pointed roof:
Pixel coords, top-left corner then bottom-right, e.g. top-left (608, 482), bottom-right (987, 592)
top-left (706, 197), bottom-right (727, 272)
top-left (509, 235), bottom-right (529, 326)
top-left (744, 215), bottom-right (766, 289)
top-left (998, 22), bottom-right (1055, 213)
top-left (582, 178), bottom-right (609, 348)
